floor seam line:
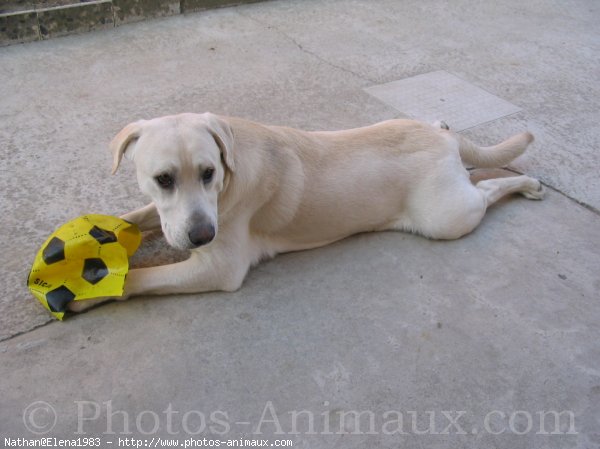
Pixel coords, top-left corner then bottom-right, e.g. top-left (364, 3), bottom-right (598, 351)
top-left (235, 8), bottom-right (377, 85)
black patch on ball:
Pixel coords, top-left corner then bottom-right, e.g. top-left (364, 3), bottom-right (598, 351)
top-left (42, 237), bottom-right (65, 265)
top-left (46, 285), bottom-right (75, 312)
top-left (82, 258), bottom-right (109, 285)
top-left (89, 226), bottom-right (117, 244)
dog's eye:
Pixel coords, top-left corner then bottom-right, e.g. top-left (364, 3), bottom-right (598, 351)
top-left (155, 173), bottom-right (174, 189)
top-left (201, 168), bottom-right (214, 184)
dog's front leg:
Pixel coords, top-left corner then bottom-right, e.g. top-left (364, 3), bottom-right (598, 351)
top-left (66, 240), bottom-right (251, 313)
top-left (120, 202), bottom-right (161, 232)
top-left (124, 248), bottom-right (249, 297)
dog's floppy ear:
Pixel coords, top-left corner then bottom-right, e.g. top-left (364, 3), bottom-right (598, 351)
top-left (110, 121), bottom-right (144, 175)
top-left (206, 113), bottom-right (235, 172)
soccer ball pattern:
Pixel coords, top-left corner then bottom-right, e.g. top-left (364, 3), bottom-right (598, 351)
top-left (28, 215), bottom-right (141, 320)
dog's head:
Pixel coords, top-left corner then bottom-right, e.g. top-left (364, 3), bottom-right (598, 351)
top-left (111, 112), bottom-right (234, 250)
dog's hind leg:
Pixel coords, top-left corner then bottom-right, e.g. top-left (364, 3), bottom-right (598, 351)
top-left (396, 174), bottom-right (545, 242)
top-left (476, 175), bottom-right (545, 206)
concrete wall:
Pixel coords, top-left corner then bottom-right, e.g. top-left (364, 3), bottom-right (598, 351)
top-left (0, 0), bottom-right (265, 45)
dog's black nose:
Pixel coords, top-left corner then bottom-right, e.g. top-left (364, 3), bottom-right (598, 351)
top-left (188, 223), bottom-right (215, 247)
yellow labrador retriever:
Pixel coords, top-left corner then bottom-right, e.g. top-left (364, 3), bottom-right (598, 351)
top-left (68, 113), bottom-right (544, 312)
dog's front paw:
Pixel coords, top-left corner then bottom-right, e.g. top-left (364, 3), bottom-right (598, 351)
top-left (66, 296), bottom-right (120, 313)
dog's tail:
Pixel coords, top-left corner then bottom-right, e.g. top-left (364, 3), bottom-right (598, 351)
top-left (457, 132), bottom-right (534, 168)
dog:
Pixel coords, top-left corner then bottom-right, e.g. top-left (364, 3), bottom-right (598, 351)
top-left (67, 113), bottom-right (544, 312)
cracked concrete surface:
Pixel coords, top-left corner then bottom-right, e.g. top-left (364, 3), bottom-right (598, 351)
top-left (1, 0), bottom-right (599, 447)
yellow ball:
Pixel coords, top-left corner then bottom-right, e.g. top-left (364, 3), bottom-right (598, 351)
top-left (28, 215), bottom-right (141, 320)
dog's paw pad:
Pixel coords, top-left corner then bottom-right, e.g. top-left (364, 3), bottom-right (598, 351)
top-left (433, 120), bottom-right (450, 130)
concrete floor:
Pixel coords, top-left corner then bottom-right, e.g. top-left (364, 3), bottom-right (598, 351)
top-left (1, 0), bottom-right (599, 447)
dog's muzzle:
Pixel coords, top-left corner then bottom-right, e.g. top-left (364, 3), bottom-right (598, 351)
top-left (188, 222), bottom-right (216, 247)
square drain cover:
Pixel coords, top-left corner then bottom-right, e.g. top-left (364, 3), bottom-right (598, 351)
top-left (364, 71), bottom-right (521, 131)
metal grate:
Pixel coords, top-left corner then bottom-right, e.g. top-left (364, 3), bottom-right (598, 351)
top-left (364, 71), bottom-right (522, 131)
